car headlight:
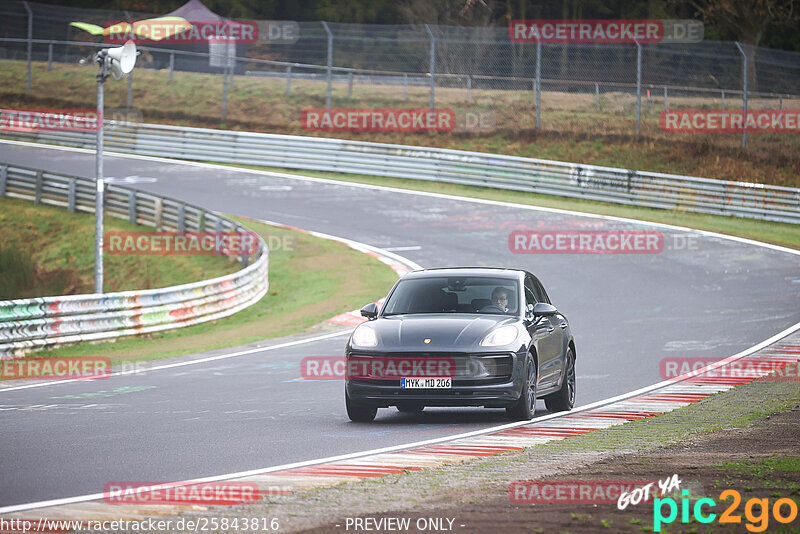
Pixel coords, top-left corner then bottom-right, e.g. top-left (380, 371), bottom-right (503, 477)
top-left (480, 325), bottom-right (518, 347)
top-left (351, 324), bottom-right (378, 347)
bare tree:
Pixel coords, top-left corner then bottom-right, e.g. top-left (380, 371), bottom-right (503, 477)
top-left (690, 0), bottom-right (797, 45)
top-left (398, 0), bottom-right (503, 80)
top-left (690, 0), bottom-right (798, 91)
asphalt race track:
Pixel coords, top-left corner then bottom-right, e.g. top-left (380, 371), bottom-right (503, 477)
top-left (1, 141), bottom-right (799, 508)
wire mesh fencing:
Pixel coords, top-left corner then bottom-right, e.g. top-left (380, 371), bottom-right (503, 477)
top-left (1, 0), bottom-right (799, 152)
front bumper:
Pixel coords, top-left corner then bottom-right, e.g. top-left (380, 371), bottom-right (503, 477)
top-left (345, 350), bottom-right (526, 408)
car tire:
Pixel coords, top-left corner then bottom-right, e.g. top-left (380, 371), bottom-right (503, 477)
top-left (346, 391), bottom-right (377, 422)
top-left (507, 353), bottom-right (537, 420)
top-left (397, 403), bottom-right (424, 413)
top-left (544, 347), bottom-right (576, 412)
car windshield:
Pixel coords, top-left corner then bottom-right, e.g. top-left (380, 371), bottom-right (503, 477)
top-left (382, 276), bottom-right (520, 316)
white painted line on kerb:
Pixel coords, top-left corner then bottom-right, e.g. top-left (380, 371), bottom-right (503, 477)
top-left (2, 321), bottom-right (798, 515)
top-left (384, 246), bottom-right (423, 252)
top-left (1, 139), bottom-right (797, 257)
top-left (248, 217), bottom-right (424, 271)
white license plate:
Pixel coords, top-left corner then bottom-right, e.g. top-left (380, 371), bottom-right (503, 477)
top-left (401, 377), bottom-right (451, 389)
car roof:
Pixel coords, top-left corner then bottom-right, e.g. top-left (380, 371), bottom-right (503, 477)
top-left (403, 267), bottom-right (525, 280)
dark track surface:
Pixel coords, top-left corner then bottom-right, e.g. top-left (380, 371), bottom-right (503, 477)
top-left (1, 141), bottom-right (798, 508)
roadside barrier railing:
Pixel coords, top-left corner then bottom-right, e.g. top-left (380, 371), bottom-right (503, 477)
top-left (0, 162), bottom-right (269, 358)
top-left (2, 121), bottom-right (798, 224)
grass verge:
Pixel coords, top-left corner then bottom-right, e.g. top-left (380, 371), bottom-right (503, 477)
top-left (0, 196), bottom-right (237, 298)
top-left (1, 59), bottom-right (797, 187)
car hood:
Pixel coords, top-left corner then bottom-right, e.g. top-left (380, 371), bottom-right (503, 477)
top-left (353, 314), bottom-right (519, 352)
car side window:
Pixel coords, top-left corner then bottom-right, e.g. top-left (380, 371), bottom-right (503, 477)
top-left (524, 277), bottom-right (537, 307)
top-left (532, 278), bottom-right (551, 304)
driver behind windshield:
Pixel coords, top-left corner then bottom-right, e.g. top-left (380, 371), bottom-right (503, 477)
top-left (482, 286), bottom-right (509, 313)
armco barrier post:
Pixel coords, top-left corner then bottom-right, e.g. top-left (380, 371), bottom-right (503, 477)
top-left (34, 170), bottom-right (43, 205)
top-left (168, 53), bottom-right (174, 83)
top-left (154, 197), bottom-right (163, 230)
top-left (425, 24), bottom-right (435, 109)
top-left (177, 203), bottom-right (185, 232)
top-left (663, 87), bottom-right (668, 110)
top-left (128, 190), bottom-right (136, 223)
top-left (322, 21), bottom-right (332, 111)
top-left (285, 65), bottom-right (292, 95)
top-left (467, 75), bottom-right (471, 102)
top-left (48, 41), bottom-right (53, 71)
top-left (68, 178), bottom-right (76, 212)
top-left (0, 165), bottom-right (6, 197)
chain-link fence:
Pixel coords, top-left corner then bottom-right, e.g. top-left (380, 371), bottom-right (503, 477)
top-left (1, 0), bottom-right (799, 151)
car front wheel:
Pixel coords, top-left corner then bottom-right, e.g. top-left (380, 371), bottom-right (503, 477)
top-left (346, 391), bottom-right (377, 422)
top-left (507, 353), bottom-right (537, 420)
top-left (544, 347), bottom-right (575, 412)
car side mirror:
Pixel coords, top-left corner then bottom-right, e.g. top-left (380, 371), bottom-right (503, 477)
top-left (533, 302), bottom-right (558, 317)
top-left (360, 302), bottom-right (379, 320)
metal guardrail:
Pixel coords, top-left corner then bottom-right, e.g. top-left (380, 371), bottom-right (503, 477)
top-left (3, 121), bottom-right (798, 224)
top-left (0, 162), bottom-right (269, 358)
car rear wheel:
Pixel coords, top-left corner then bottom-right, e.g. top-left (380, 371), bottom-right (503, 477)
top-left (397, 403), bottom-right (424, 413)
top-left (346, 391), bottom-right (377, 422)
top-left (507, 353), bottom-right (537, 420)
top-left (544, 347), bottom-right (576, 412)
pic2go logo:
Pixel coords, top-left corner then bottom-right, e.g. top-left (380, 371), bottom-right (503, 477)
top-left (653, 489), bottom-right (798, 532)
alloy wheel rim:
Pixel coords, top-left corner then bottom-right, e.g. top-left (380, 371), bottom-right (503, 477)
top-left (527, 359), bottom-right (536, 411)
top-left (567, 353), bottom-right (576, 405)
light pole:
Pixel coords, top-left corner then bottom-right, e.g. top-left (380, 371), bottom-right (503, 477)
top-left (93, 40), bottom-right (137, 294)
